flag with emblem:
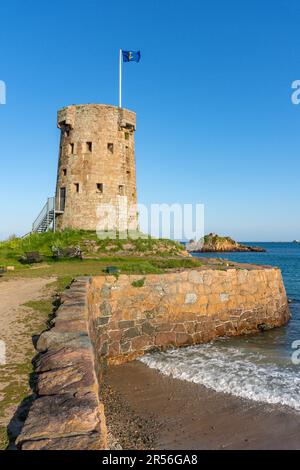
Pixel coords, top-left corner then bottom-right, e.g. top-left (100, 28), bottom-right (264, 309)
top-left (122, 50), bottom-right (141, 63)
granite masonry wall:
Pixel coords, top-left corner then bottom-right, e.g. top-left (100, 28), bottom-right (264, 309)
top-left (88, 267), bottom-right (290, 365)
top-left (17, 266), bottom-right (289, 449)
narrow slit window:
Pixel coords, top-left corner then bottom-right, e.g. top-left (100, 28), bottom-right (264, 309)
top-left (107, 143), bottom-right (114, 153)
top-left (74, 183), bottom-right (79, 193)
top-left (118, 185), bottom-right (125, 195)
top-left (69, 143), bottom-right (74, 154)
top-left (124, 132), bottom-right (129, 140)
top-left (60, 187), bottom-right (66, 211)
top-left (96, 183), bottom-right (103, 193)
top-left (86, 142), bottom-right (92, 152)
top-left (62, 168), bottom-right (67, 176)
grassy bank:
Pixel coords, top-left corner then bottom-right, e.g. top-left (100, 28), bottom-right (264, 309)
top-left (0, 229), bottom-right (204, 281)
top-left (1, 257), bottom-right (203, 282)
top-left (0, 230), bottom-right (186, 267)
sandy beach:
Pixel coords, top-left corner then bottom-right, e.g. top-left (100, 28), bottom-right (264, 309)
top-left (102, 360), bottom-right (300, 450)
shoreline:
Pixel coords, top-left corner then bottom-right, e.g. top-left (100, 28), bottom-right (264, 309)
top-left (102, 360), bottom-right (300, 450)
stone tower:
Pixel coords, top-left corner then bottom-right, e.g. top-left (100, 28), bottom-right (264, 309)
top-left (55, 104), bottom-right (138, 232)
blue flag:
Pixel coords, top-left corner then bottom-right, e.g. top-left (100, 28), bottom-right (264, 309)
top-left (122, 50), bottom-right (141, 63)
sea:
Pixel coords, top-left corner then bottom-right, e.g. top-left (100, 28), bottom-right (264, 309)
top-left (140, 243), bottom-right (300, 411)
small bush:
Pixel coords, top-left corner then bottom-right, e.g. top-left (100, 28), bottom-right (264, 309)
top-left (131, 277), bottom-right (146, 288)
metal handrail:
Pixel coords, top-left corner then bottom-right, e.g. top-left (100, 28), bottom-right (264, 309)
top-left (32, 202), bottom-right (47, 230)
top-left (32, 197), bottom-right (55, 232)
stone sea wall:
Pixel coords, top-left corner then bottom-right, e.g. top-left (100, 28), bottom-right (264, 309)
top-left (88, 267), bottom-right (290, 365)
top-left (17, 266), bottom-right (289, 449)
top-left (16, 278), bottom-right (107, 450)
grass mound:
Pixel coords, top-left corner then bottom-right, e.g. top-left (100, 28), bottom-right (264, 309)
top-left (0, 229), bottom-right (186, 268)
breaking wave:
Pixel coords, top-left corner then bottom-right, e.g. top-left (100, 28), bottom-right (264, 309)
top-left (139, 339), bottom-right (300, 411)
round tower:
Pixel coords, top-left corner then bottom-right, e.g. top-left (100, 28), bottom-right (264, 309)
top-left (55, 104), bottom-right (138, 232)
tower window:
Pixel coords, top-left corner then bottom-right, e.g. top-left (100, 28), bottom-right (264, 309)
top-left (119, 185), bottom-right (125, 195)
top-left (62, 123), bottom-right (71, 137)
top-left (126, 170), bottom-right (131, 177)
top-left (124, 132), bottom-right (129, 140)
top-left (69, 143), bottom-right (74, 154)
top-left (62, 168), bottom-right (67, 176)
top-left (74, 183), bottom-right (80, 193)
top-left (96, 183), bottom-right (103, 193)
top-left (107, 143), bottom-right (114, 153)
top-left (86, 142), bottom-right (92, 152)
top-left (60, 187), bottom-right (66, 211)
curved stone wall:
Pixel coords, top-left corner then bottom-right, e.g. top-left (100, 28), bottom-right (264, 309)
top-left (88, 267), bottom-right (290, 365)
top-left (17, 266), bottom-right (289, 449)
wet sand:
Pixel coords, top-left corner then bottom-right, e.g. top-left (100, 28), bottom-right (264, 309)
top-left (102, 360), bottom-right (300, 450)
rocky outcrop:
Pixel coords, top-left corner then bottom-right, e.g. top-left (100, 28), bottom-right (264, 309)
top-left (187, 233), bottom-right (266, 253)
top-left (16, 278), bottom-right (107, 451)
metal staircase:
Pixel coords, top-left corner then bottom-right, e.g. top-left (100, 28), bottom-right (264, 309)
top-left (32, 197), bottom-right (56, 233)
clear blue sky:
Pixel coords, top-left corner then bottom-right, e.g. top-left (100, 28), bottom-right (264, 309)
top-left (1, 0), bottom-right (300, 241)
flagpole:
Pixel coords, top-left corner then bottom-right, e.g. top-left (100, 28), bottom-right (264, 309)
top-left (119, 49), bottom-right (122, 108)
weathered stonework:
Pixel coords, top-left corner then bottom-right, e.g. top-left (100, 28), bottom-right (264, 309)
top-left (55, 104), bottom-right (138, 231)
top-left (87, 267), bottom-right (290, 365)
top-left (18, 265), bottom-right (290, 449)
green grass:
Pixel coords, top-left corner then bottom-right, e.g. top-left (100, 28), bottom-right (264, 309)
top-left (0, 229), bottom-right (185, 269)
top-left (0, 426), bottom-right (8, 450)
top-left (48, 275), bottom-right (74, 293)
top-left (0, 230), bottom-right (196, 284)
top-left (0, 380), bottom-right (30, 419)
top-left (131, 277), bottom-right (146, 288)
top-left (22, 299), bottom-right (54, 316)
top-left (203, 233), bottom-right (237, 246)
top-left (151, 258), bottom-right (203, 270)
top-left (0, 256), bottom-right (203, 283)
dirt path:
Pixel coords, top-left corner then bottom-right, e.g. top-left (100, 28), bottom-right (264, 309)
top-left (0, 277), bottom-right (54, 446)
